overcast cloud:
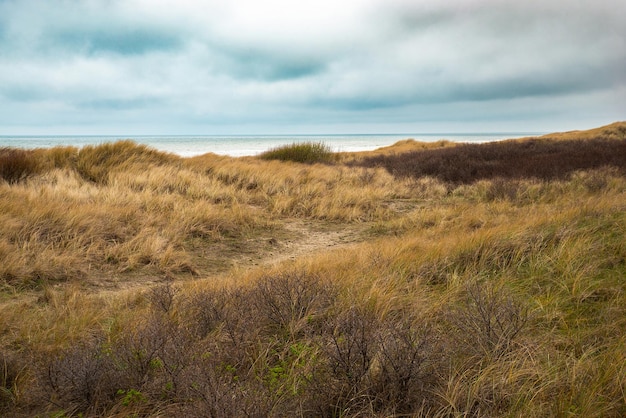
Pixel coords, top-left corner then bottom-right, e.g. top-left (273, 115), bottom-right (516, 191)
top-left (0, 0), bottom-right (624, 134)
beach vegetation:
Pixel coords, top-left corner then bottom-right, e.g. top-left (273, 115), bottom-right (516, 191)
top-left (0, 148), bottom-right (40, 184)
top-left (352, 132), bottom-right (626, 184)
top-left (259, 141), bottom-right (335, 164)
top-left (0, 122), bottom-right (625, 416)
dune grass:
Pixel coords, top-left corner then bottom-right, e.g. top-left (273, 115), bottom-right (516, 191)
top-left (0, 122), bottom-right (625, 416)
top-left (0, 141), bottom-right (416, 290)
top-left (258, 141), bottom-right (335, 164)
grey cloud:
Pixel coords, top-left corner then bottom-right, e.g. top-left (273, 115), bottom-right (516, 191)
top-left (0, 84), bottom-right (47, 102)
top-left (450, 75), bottom-right (600, 103)
top-left (76, 97), bottom-right (163, 110)
top-left (207, 44), bottom-right (327, 81)
top-left (51, 28), bottom-right (183, 56)
top-left (318, 1), bottom-right (626, 109)
top-left (0, 0), bottom-right (624, 134)
top-left (0, 0), bottom-right (187, 58)
top-left (226, 53), bottom-right (325, 81)
top-left (0, 22), bottom-right (6, 44)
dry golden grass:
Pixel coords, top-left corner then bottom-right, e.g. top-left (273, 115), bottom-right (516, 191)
top-left (3, 144), bottom-right (412, 289)
top-left (0, 122), bottom-right (625, 416)
top-left (535, 120), bottom-right (626, 141)
top-left (185, 153), bottom-right (417, 220)
top-left (336, 138), bottom-right (457, 164)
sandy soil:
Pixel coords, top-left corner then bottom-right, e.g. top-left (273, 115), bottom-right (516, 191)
top-left (69, 218), bottom-right (369, 296)
top-left (249, 219), bottom-right (364, 266)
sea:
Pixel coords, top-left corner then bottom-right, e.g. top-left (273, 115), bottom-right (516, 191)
top-left (0, 133), bottom-right (542, 158)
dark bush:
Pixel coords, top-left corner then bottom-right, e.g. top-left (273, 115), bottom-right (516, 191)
top-left (306, 306), bottom-right (442, 416)
top-left (45, 340), bottom-right (120, 415)
top-left (183, 287), bottom-right (231, 339)
top-left (38, 273), bottom-right (451, 416)
top-left (305, 305), bottom-right (380, 416)
top-left (44, 315), bottom-right (198, 415)
top-left (369, 316), bottom-right (439, 414)
top-left (353, 137), bottom-right (626, 184)
top-left (179, 344), bottom-right (276, 418)
top-left (250, 271), bottom-right (337, 338)
top-left (0, 148), bottom-right (39, 183)
top-left (448, 281), bottom-right (529, 359)
top-left (147, 282), bottom-right (179, 314)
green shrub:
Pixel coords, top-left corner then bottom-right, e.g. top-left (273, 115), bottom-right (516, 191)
top-left (259, 142), bottom-right (335, 164)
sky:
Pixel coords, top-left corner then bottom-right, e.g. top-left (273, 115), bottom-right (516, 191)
top-left (0, 0), bottom-right (624, 135)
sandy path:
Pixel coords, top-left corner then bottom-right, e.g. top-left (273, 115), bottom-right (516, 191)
top-left (74, 219), bottom-right (368, 295)
top-left (257, 219), bottom-right (364, 266)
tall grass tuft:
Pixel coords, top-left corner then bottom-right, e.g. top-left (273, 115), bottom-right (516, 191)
top-left (259, 141), bottom-right (335, 164)
top-left (76, 140), bottom-right (179, 184)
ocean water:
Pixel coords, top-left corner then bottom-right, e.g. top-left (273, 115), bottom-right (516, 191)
top-left (0, 133), bottom-right (541, 157)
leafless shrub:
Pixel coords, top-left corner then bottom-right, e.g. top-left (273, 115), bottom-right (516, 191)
top-left (148, 282), bottom-right (178, 314)
top-left (180, 350), bottom-right (274, 418)
top-left (369, 315), bottom-right (440, 414)
top-left (212, 288), bottom-right (262, 350)
top-left (183, 287), bottom-right (230, 339)
top-left (112, 321), bottom-right (169, 391)
top-left (250, 271), bottom-right (337, 338)
top-left (110, 312), bottom-right (198, 398)
top-left (306, 306), bottom-right (444, 416)
top-left (182, 286), bottom-right (266, 382)
top-left (326, 306), bottom-right (379, 387)
top-left (45, 339), bottom-right (119, 415)
top-left (307, 305), bottom-right (380, 416)
top-left (448, 281), bottom-right (529, 359)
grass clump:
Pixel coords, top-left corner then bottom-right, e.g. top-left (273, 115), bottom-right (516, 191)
top-left (76, 140), bottom-right (179, 184)
top-left (259, 141), bottom-right (335, 164)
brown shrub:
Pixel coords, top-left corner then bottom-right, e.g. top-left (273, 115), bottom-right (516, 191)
top-left (368, 315), bottom-right (439, 414)
top-left (249, 271), bottom-right (337, 339)
top-left (447, 281), bottom-right (529, 360)
top-left (0, 148), bottom-right (39, 183)
top-left (353, 137), bottom-right (626, 184)
top-left (306, 305), bottom-right (442, 416)
top-left (45, 339), bottom-right (120, 415)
